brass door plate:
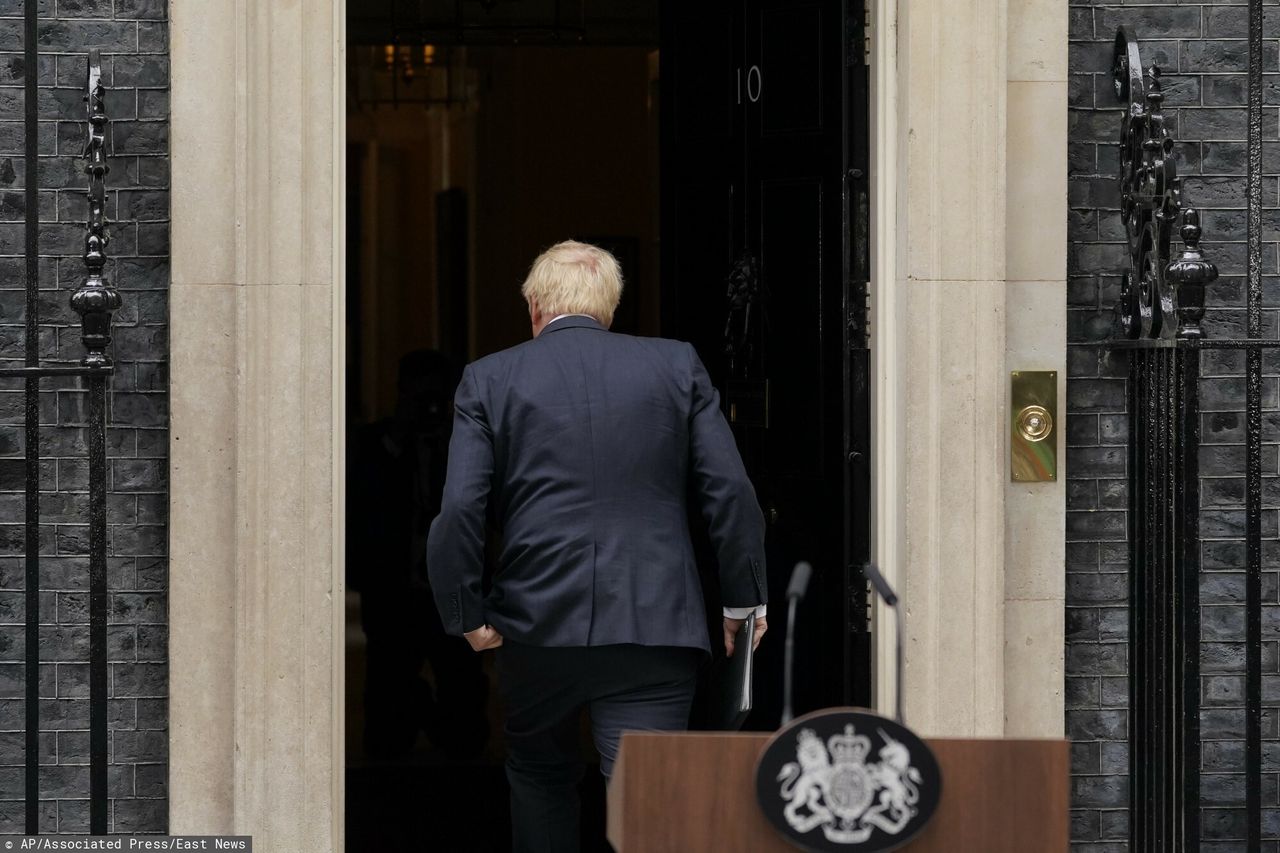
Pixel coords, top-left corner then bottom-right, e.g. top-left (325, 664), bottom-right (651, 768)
top-left (1011, 370), bottom-right (1057, 482)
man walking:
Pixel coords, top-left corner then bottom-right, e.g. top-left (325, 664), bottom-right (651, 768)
top-left (427, 240), bottom-right (768, 852)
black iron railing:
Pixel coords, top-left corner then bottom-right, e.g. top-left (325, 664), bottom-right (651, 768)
top-left (1111, 28), bottom-right (1214, 852)
top-left (14, 4), bottom-right (120, 832)
top-left (1111, 17), bottom-right (1280, 849)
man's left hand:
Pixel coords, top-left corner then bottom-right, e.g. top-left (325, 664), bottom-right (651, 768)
top-left (723, 616), bottom-right (767, 658)
top-left (464, 624), bottom-right (504, 652)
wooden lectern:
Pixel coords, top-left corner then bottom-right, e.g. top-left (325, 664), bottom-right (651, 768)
top-left (607, 732), bottom-right (1069, 852)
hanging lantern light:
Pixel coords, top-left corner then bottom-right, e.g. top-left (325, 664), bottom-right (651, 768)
top-left (399, 44), bottom-right (415, 84)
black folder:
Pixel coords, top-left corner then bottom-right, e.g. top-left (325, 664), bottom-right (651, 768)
top-left (708, 612), bottom-right (755, 731)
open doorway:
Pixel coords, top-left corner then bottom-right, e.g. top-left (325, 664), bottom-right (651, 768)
top-left (343, 2), bottom-right (870, 851)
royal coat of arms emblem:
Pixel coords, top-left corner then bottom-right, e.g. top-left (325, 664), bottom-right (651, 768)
top-left (756, 709), bottom-right (942, 852)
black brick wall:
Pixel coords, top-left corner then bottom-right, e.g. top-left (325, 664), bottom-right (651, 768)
top-left (0, 0), bottom-right (168, 834)
top-left (1070, 2), bottom-right (1279, 850)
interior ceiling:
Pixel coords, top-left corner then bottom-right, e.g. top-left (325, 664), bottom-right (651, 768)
top-left (348, 0), bottom-right (659, 46)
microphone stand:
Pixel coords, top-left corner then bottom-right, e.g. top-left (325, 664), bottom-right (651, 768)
top-left (783, 595), bottom-right (798, 725)
top-left (781, 561), bottom-right (812, 725)
top-left (862, 562), bottom-right (904, 724)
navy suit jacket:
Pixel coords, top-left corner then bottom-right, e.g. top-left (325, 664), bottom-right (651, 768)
top-left (426, 314), bottom-right (767, 652)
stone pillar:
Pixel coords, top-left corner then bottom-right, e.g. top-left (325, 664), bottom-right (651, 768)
top-left (1003, 0), bottom-right (1068, 738)
top-left (169, 0), bottom-right (344, 849)
top-left (896, 0), bottom-right (1010, 737)
top-left (873, 0), bottom-right (1066, 737)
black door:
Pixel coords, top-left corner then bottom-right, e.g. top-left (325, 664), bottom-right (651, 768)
top-left (661, 0), bottom-right (871, 722)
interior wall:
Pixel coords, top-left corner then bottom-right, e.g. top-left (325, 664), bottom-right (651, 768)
top-left (348, 98), bottom-right (476, 420)
top-left (346, 45), bottom-right (658, 410)
top-left (469, 46), bottom-right (660, 357)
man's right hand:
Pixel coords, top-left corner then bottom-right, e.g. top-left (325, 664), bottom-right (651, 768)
top-left (723, 616), bottom-right (767, 658)
top-left (463, 624), bottom-right (504, 652)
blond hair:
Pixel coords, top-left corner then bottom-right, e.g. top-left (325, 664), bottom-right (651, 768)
top-left (520, 240), bottom-right (623, 327)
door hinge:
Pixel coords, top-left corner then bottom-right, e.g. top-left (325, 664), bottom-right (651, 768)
top-left (847, 280), bottom-right (870, 348)
top-left (849, 566), bottom-right (872, 633)
top-left (864, 9), bottom-right (872, 66)
top-left (863, 286), bottom-right (872, 346)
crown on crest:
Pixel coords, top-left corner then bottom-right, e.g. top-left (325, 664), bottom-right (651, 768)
top-left (796, 728), bottom-right (823, 751)
top-left (828, 724), bottom-right (871, 765)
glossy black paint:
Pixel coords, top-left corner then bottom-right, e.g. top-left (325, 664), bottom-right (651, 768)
top-left (1244, 5), bottom-right (1265, 848)
top-left (660, 0), bottom-right (871, 721)
top-left (18, 41), bottom-right (120, 834)
top-left (1124, 343), bottom-right (1204, 853)
top-left (1112, 29), bottom-right (1216, 853)
top-left (1108, 25), bottom-right (1280, 853)
top-left (1112, 28), bottom-right (1211, 344)
top-left (22, 0), bottom-right (37, 831)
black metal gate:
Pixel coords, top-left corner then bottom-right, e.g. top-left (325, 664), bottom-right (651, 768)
top-left (1113, 14), bottom-right (1273, 850)
top-left (15, 0), bottom-right (121, 833)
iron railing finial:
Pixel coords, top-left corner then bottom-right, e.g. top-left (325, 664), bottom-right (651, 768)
top-left (70, 48), bottom-right (120, 368)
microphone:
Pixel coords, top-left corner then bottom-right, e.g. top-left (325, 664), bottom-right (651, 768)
top-left (786, 560), bottom-right (812, 600)
top-left (861, 561), bottom-right (896, 606)
top-left (781, 561), bottom-right (813, 725)
top-left (862, 562), bottom-right (905, 724)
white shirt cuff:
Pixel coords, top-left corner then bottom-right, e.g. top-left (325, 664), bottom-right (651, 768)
top-left (723, 604), bottom-right (767, 620)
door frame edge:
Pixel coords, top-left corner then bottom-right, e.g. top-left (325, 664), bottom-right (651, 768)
top-left (868, 0), bottom-right (900, 721)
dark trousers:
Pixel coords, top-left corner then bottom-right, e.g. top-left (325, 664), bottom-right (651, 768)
top-left (495, 642), bottom-right (701, 853)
